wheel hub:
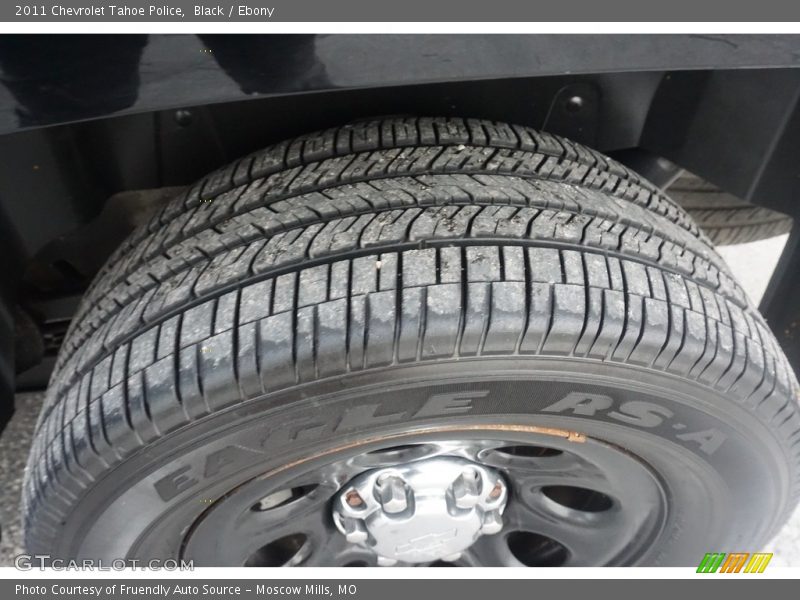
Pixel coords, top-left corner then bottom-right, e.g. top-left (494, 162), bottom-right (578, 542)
top-left (332, 457), bottom-right (507, 564)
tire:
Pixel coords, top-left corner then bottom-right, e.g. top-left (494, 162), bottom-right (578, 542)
top-left (669, 172), bottom-right (793, 246)
top-left (23, 117), bottom-right (800, 567)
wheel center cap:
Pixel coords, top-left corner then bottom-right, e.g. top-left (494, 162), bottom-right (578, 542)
top-left (332, 457), bottom-right (507, 564)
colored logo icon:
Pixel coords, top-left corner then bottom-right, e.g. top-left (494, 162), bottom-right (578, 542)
top-left (696, 553), bottom-right (773, 573)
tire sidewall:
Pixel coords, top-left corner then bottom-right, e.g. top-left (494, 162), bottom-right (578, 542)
top-left (49, 357), bottom-right (792, 567)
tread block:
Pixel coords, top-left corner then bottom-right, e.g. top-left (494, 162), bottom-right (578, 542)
top-left (258, 312), bottom-right (297, 391)
top-left (483, 282), bottom-right (526, 354)
top-left (422, 284), bottom-right (461, 358)
top-left (542, 284), bottom-right (586, 355)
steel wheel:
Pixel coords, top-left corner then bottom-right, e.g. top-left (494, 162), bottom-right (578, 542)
top-left (182, 431), bottom-right (666, 566)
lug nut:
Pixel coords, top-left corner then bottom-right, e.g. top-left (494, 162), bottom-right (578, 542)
top-left (481, 511), bottom-right (503, 535)
top-left (375, 475), bottom-right (409, 514)
top-left (452, 467), bottom-right (482, 509)
top-left (342, 518), bottom-right (368, 544)
top-left (488, 480), bottom-right (505, 500)
top-left (345, 488), bottom-right (365, 508)
top-left (333, 457), bottom-right (510, 564)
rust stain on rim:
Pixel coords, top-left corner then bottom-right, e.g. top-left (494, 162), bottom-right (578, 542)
top-left (262, 423), bottom-right (586, 481)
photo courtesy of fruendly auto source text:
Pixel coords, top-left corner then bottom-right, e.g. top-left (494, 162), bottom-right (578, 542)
top-left (1, 1), bottom-right (800, 597)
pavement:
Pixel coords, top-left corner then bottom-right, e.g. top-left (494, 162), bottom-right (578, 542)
top-left (0, 234), bottom-right (798, 567)
top-left (0, 392), bottom-right (39, 567)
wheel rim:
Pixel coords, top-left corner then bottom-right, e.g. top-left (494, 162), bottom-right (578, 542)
top-left (182, 429), bottom-right (667, 567)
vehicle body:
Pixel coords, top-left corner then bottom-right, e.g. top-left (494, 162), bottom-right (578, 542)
top-left (2, 34), bottom-right (800, 567)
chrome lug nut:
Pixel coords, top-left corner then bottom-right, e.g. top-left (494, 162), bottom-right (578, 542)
top-left (487, 479), bottom-right (506, 503)
top-left (338, 487), bottom-right (368, 517)
top-left (345, 488), bottom-right (365, 508)
top-left (342, 518), bottom-right (368, 544)
top-left (375, 474), bottom-right (409, 514)
top-left (332, 456), bottom-right (508, 564)
top-left (451, 467), bottom-right (482, 509)
top-left (481, 510), bottom-right (503, 535)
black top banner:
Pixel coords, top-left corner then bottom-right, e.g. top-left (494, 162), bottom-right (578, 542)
top-left (3, 0), bottom-right (800, 22)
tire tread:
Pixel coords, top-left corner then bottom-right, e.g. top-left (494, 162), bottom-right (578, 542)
top-left (24, 118), bottom-right (800, 554)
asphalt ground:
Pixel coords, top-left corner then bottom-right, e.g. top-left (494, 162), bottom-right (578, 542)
top-left (1, 234), bottom-right (797, 567)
